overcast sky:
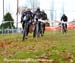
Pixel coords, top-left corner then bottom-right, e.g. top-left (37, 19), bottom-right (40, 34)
top-left (0, 0), bottom-right (75, 27)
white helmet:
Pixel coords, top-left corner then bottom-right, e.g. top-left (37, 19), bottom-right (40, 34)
top-left (27, 7), bottom-right (31, 11)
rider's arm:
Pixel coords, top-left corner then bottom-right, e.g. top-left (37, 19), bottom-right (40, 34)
top-left (21, 14), bottom-right (25, 23)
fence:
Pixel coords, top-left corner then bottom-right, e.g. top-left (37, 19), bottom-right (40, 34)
top-left (1, 20), bottom-right (75, 34)
top-left (0, 21), bottom-right (22, 34)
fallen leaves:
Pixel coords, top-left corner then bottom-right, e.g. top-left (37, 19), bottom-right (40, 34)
top-left (0, 32), bottom-right (75, 63)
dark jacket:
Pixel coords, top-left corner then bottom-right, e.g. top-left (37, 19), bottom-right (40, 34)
top-left (21, 11), bottom-right (33, 23)
top-left (61, 14), bottom-right (68, 22)
top-left (41, 11), bottom-right (47, 20)
top-left (33, 10), bottom-right (42, 20)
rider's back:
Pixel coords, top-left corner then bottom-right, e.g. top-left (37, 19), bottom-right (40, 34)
top-left (41, 11), bottom-right (47, 20)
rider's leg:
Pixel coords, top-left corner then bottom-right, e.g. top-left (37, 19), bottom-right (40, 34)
top-left (22, 22), bottom-right (25, 30)
top-left (33, 22), bottom-right (36, 38)
top-left (64, 23), bottom-right (67, 33)
top-left (62, 23), bottom-right (67, 33)
top-left (22, 22), bottom-right (25, 40)
top-left (26, 23), bottom-right (30, 36)
top-left (43, 23), bottom-right (45, 34)
top-left (23, 22), bottom-right (28, 40)
top-left (33, 21), bottom-right (39, 38)
top-left (25, 23), bottom-right (29, 39)
top-left (40, 22), bottom-right (44, 36)
top-left (39, 21), bottom-right (42, 36)
top-left (65, 23), bottom-right (67, 31)
top-left (62, 23), bottom-right (65, 33)
top-left (22, 22), bottom-right (26, 41)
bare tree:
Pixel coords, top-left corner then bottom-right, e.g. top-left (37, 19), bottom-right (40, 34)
top-left (28, 0), bottom-right (40, 12)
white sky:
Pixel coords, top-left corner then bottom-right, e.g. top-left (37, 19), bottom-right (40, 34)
top-left (0, 0), bottom-right (75, 27)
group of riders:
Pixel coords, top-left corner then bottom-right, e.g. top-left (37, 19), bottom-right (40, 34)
top-left (21, 7), bottom-right (68, 41)
top-left (21, 7), bottom-right (48, 41)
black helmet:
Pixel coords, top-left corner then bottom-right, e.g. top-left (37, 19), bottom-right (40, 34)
top-left (36, 7), bottom-right (40, 11)
top-left (63, 14), bottom-right (66, 16)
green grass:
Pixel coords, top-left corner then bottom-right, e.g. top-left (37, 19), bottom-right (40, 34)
top-left (0, 30), bottom-right (75, 63)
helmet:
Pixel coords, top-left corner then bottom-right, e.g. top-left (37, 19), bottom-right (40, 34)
top-left (21, 7), bottom-right (27, 14)
top-left (27, 7), bottom-right (31, 11)
top-left (36, 7), bottom-right (40, 11)
top-left (63, 14), bottom-right (66, 16)
top-left (42, 10), bottom-right (45, 12)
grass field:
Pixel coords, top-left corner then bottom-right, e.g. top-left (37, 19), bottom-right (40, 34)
top-left (0, 30), bottom-right (75, 63)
